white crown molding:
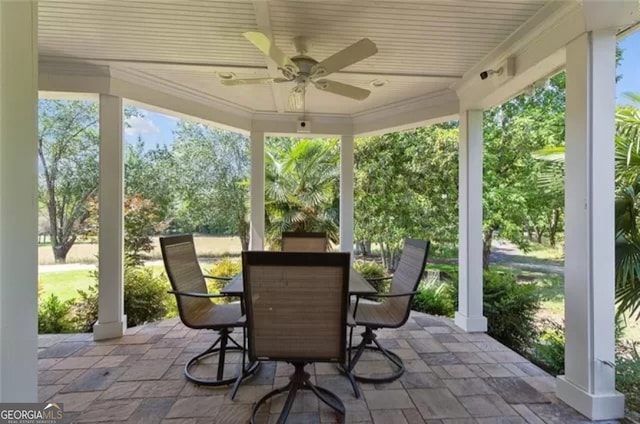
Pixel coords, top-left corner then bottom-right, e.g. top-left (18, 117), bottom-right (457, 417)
top-left (353, 89), bottom-right (459, 137)
top-left (251, 112), bottom-right (353, 136)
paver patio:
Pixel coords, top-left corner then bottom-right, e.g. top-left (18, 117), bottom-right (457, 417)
top-left (38, 312), bottom-right (601, 423)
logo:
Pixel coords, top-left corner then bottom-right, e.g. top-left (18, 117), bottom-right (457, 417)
top-left (0, 403), bottom-right (63, 424)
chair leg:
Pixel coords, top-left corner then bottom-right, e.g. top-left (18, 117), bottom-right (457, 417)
top-left (338, 362), bottom-right (360, 399)
top-left (230, 326), bottom-right (260, 400)
top-left (347, 327), bottom-right (405, 383)
top-left (250, 363), bottom-right (345, 424)
top-left (185, 327), bottom-right (259, 387)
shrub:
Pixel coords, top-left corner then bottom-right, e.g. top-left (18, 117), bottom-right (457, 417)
top-left (73, 265), bottom-right (171, 331)
top-left (532, 319), bottom-right (565, 375)
top-left (353, 260), bottom-right (389, 293)
top-left (450, 271), bottom-right (540, 355)
top-left (72, 284), bottom-right (99, 332)
top-left (124, 266), bottom-right (170, 327)
top-left (411, 281), bottom-right (455, 317)
top-left (617, 341), bottom-right (640, 413)
top-left (38, 294), bottom-right (75, 333)
top-left (530, 316), bottom-right (628, 377)
top-left (204, 257), bottom-right (242, 304)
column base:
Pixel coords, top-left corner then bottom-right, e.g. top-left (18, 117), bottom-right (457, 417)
top-left (556, 375), bottom-right (624, 420)
top-left (93, 316), bottom-right (127, 341)
top-left (454, 312), bottom-right (487, 332)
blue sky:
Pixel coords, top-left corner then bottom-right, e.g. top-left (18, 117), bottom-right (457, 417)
top-left (617, 30), bottom-right (640, 105)
top-left (127, 30), bottom-right (640, 149)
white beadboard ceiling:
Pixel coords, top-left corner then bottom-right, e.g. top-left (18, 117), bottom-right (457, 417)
top-left (38, 0), bottom-right (550, 116)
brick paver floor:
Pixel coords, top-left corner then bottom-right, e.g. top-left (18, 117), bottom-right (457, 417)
top-left (38, 312), bottom-right (605, 423)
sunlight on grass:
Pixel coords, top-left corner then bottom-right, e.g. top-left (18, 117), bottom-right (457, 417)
top-left (39, 269), bottom-right (95, 302)
top-left (526, 242), bottom-right (564, 261)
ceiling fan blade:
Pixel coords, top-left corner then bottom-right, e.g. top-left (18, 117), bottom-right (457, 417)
top-left (314, 80), bottom-right (371, 100)
top-left (220, 77), bottom-right (289, 86)
top-left (288, 86), bottom-right (305, 111)
top-left (312, 38), bottom-right (377, 77)
top-left (243, 31), bottom-right (298, 71)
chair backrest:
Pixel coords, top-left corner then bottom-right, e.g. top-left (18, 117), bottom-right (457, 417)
top-left (242, 251), bottom-right (350, 363)
top-left (160, 234), bottom-right (211, 327)
top-left (281, 231), bottom-right (328, 252)
top-left (387, 239), bottom-right (431, 326)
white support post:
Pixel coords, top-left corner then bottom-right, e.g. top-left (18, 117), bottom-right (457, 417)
top-left (455, 109), bottom-right (487, 333)
top-left (340, 135), bottom-right (355, 254)
top-left (93, 94), bottom-right (126, 340)
top-left (556, 30), bottom-right (624, 420)
top-left (0, 1), bottom-right (38, 402)
top-left (249, 131), bottom-right (265, 250)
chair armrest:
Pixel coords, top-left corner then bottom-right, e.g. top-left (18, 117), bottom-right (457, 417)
top-left (372, 291), bottom-right (420, 299)
top-left (167, 290), bottom-right (241, 299)
top-left (364, 276), bottom-right (392, 283)
top-left (203, 274), bottom-right (233, 281)
top-left (347, 314), bottom-right (356, 327)
top-left (351, 290), bottom-right (419, 317)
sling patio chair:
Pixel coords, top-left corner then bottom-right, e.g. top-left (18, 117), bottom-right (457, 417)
top-left (281, 231), bottom-right (328, 252)
top-left (160, 234), bottom-right (258, 390)
top-left (348, 238), bottom-right (430, 383)
top-left (241, 251), bottom-right (352, 424)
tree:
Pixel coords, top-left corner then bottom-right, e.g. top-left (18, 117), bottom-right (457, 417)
top-left (38, 100), bottom-right (99, 263)
top-left (482, 73), bottom-right (566, 269)
top-left (264, 137), bottom-right (340, 249)
top-left (83, 195), bottom-right (168, 266)
top-left (355, 125), bottom-right (459, 269)
top-left (171, 121), bottom-right (250, 248)
top-left (125, 137), bottom-right (175, 219)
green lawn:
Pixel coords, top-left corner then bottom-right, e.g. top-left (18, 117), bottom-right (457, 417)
top-left (39, 265), bottom-right (168, 302)
top-left (39, 270), bottom-right (95, 302)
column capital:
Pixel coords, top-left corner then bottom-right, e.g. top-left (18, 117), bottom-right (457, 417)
top-left (581, 0), bottom-right (639, 32)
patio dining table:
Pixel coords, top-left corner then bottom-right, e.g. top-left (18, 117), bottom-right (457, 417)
top-left (221, 267), bottom-right (377, 297)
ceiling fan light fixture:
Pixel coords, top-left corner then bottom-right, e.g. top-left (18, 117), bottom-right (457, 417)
top-left (370, 79), bottom-right (387, 88)
top-left (217, 72), bottom-right (235, 80)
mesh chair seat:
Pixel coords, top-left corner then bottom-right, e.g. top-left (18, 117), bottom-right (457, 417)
top-left (185, 302), bottom-right (243, 330)
top-left (281, 231), bottom-right (328, 252)
top-left (160, 234), bottom-right (258, 389)
top-left (349, 239), bottom-right (430, 384)
top-left (348, 301), bottom-right (406, 329)
top-left (240, 251), bottom-right (354, 424)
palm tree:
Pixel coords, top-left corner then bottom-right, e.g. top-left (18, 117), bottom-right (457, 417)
top-left (535, 93), bottom-right (640, 319)
top-left (613, 93), bottom-right (640, 319)
top-left (264, 138), bottom-right (340, 249)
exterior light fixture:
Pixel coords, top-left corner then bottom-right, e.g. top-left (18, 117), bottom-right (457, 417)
top-left (217, 72), bottom-right (235, 80)
top-left (370, 79), bottom-right (387, 88)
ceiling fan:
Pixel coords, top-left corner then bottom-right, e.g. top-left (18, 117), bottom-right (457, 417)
top-left (220, 32), bottom-right (378, 111)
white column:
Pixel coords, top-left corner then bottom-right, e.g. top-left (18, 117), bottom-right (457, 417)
top-left (0, 1), bottom-right (38, 402)
top-left (556, 30), bottom-right (623, 420)
top-left (249, 131), bottom-right (265, 250)
top-left (93, 94), bottom-right (126, 340)
top-left (454, 109), bottom-right (487, 332)
top-left (340, 135), bottom-right (355, 254)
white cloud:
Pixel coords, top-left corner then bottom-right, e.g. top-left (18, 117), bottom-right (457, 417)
top-left (125, 115), bottom-right (160, 136)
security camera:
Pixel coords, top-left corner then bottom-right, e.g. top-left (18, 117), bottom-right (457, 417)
top-left (480, 68), bottom-right (502, 80)
top-left (297, 120), bottom-right (310, 133)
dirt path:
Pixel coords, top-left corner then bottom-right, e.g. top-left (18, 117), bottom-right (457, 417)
top-left (490, 240), bottom-right (564, 275)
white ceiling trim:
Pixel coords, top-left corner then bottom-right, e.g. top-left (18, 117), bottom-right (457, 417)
top-left (353, 89), bottom-right (459, 137)
top-left (109, 67), bottom-right (255, 114)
